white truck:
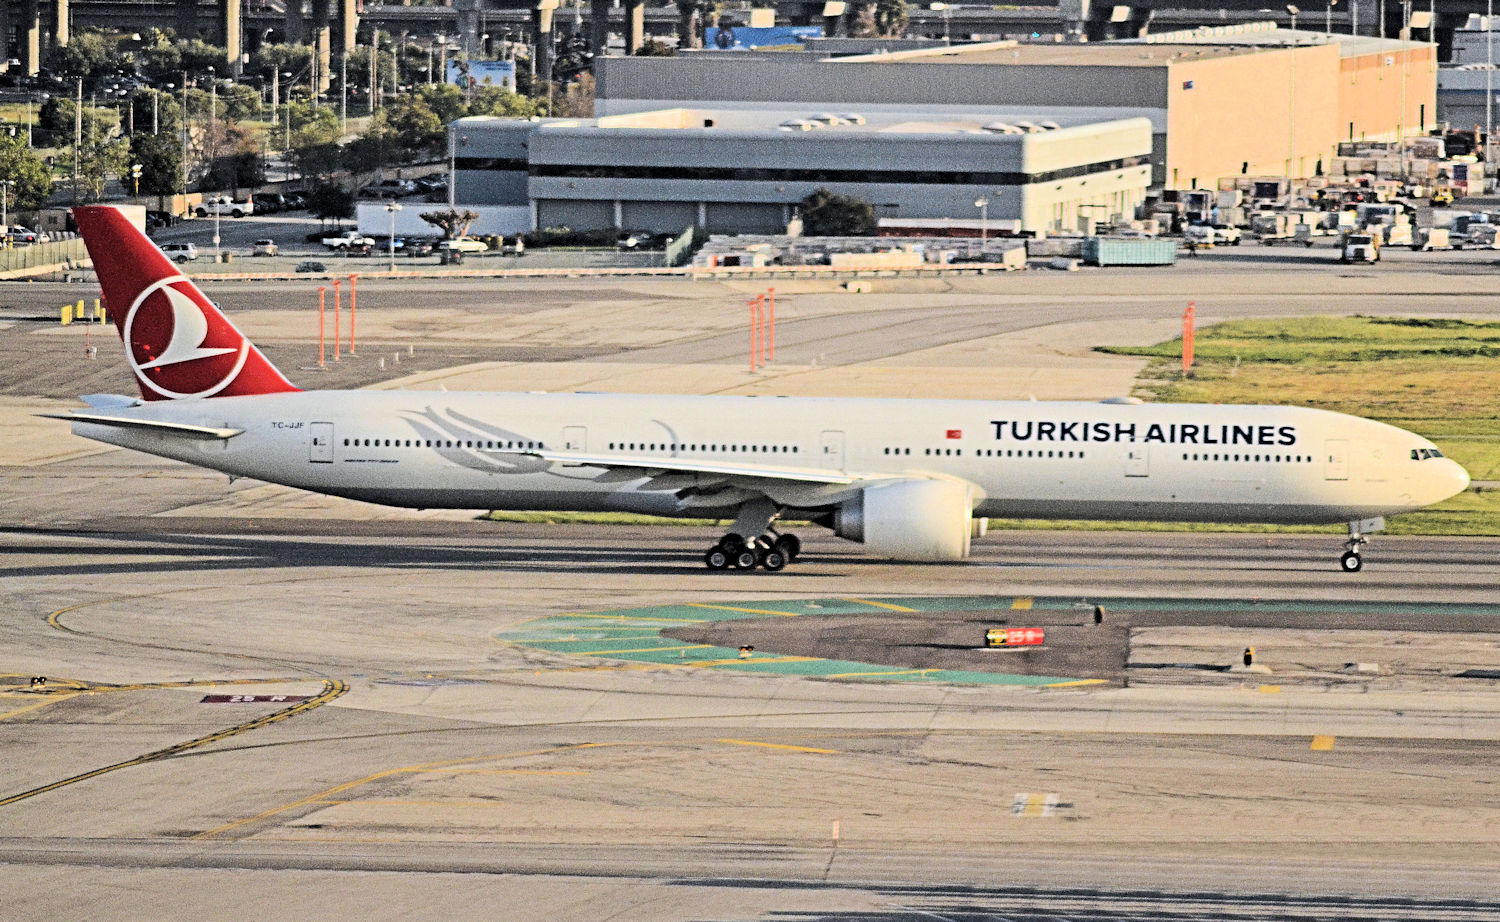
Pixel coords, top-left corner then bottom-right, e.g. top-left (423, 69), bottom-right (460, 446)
top-left (1341, 232), bottom-right (1380, 263)
top-left (194, 196), bottom-right (254, 218)
top-left (322, 229), bottom-right (377, 250)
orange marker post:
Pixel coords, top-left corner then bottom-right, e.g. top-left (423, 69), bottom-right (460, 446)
top-left (1182, 301), bottom-right (1196, 375)
top-left (318, 286), bottom-right (327, 367)
top-left (333, 278), bottom-right (342, 361)
top-left (748, 296), bottom-right (762, 372)
top-left (766, 287), bottom-right (775, 363)
top-left (347, 274), bottom-right (358, 355)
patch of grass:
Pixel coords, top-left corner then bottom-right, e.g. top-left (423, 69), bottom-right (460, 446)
top-left (1099, 315), bottom-right (1500, 534)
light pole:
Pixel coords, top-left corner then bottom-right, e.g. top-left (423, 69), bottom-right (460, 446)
top-left (214, 205), bottom-right (221, 263)
top-left (975, 196), bottom-right (990, 243)
top-left (930, 3), bottom-right (952, 44)
top-left (1, 180), bottom-right (12, 238)
top-left (1287, 4), bottom-right (1299, 32)
top-left (386, 200), bottom-right (402, 271)
top-left (339, 53), bottom-right (348, 135)
top-left (130, 163), bottom-right (142, 197)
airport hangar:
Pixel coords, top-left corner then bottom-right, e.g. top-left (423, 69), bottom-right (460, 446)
top-left (451, 106), bottom-right (1154, 236)
top-left (591, 25), bottom-right (1434, 191)
top-left (449, 24), bottom-right (1434, 237)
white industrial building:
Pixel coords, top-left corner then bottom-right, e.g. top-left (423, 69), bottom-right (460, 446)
top-left (448, 106), bottom-right (1154, 236)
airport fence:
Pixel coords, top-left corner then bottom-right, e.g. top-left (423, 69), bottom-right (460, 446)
top-left (0, 238), bottom-right (88, 274)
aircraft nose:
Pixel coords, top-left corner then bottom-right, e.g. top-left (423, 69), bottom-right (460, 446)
top-left (1434, 458), bottom-right (1471, 502)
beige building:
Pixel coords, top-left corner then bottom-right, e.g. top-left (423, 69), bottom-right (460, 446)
top-left (594, 24), bottom-right (1436, 191)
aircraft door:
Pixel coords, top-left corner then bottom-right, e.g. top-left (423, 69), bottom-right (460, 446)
top-left (562, 426), bottom-right (587, 451)
top-left (820, 430), bottom-right (845, 471)
top-left (310, 422), bottom-right (334, 463)
top-left (1124, 443), bottom-right (1149, 477)
top-left (1324, 439), bottom-right (1349, 480)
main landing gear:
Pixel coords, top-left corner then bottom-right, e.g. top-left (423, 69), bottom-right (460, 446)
top-left (704, 531), bottom-right (801, 572)
top-left (1339, 516), bottom-right (1386, 573)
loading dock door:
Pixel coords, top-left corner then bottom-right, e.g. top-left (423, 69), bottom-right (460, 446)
top-left (1324, 439), bottom-right (1349, 480)
top-left (562, 426), bottom-right (587, 451)
top-left (1124, 444), bottom-right (1149, 477)
top-left (310, 422), bottom-right (334, 463)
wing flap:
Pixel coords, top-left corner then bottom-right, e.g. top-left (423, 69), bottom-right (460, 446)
top-left (485, 448), bottom-right (856, 485)
top-left (39, 412), bottom-right (244, 440)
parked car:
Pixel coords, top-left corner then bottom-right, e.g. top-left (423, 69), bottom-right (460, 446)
top-left (295, 260), bottom-right (327, 273)
top-left (437, 237), bottom-right (489, 254)
top-left (321, 230), bottom-right (377, 250)
top-left (161, 243), bottom-right (198, 263)
top-left (6, 225), bottom-right (49, 245)
top-left (194, 196), bottom-right (254, 218)
top-left (414, 175), bottom-right (447, 193)
top-left (146, 210), bottom-right (178, 229)
top-left (283, 191), bottom-right (308, 210)
top-left (360, 179), bottom-right (418, 198)
top-left (251, 239), bottom-right (278, 257)
top-left (256, 193), bottom-right (287, 214)
top-left (399, 239), bottom-right (435, 257)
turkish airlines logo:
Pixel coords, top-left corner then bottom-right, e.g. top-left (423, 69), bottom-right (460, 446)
top-left (124, 277), bottom-right (248, 399)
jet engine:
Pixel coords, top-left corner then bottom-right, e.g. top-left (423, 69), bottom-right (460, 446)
top-left (830, 479), bottom-right (974, 561)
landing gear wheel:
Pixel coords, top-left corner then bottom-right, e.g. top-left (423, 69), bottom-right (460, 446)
top-left (761, 549), bottom-right (787, 572)
top-left (732, 547), bottom-right (759, 570)
top-left (705, 546), bottom-right (730, 570)
top-left (1340, 551), bottom-right (1363, 573)
top-left (774, 534), bottom-right (801, 561)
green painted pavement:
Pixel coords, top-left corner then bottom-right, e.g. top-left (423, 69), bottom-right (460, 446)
top-left (497, 594), bottom-right (1500, 687)
top-left (497, 596), bottom-right (1101, 687)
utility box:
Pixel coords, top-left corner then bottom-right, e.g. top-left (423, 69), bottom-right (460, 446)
top-left (1082, 237), bottom-right (1178, 266)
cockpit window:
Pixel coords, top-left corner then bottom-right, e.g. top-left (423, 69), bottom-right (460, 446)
top-left (1411, 448), bottom-right (1445, 460)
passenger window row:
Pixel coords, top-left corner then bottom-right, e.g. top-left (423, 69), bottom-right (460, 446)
top-left (607, 442), bottom-right (799, 454)
top-left (343, 438), bottom-right (543, 449)
top-left (1183, 453), bottom-right (1311, 463)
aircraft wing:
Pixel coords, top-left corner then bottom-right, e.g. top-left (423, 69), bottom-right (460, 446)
top-left (39, 412), bottom-right (244, 440)
top-left (485, 447), bottom-right (857, 485)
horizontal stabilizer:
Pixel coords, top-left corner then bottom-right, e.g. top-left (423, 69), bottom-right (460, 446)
top-left (39, 412), bottom-right (243, 440)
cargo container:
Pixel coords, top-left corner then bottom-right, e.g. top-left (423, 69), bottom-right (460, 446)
top-left (1082, 237), bottom-right (1178, 266)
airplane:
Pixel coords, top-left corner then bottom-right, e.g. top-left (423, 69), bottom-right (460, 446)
top-left (46, 205), bottom-right (1470, 573)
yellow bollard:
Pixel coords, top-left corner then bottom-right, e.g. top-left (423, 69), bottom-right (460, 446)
top-left (61, 304), bottom-right (72, 325)
top-left (94, 299), bottom-right (103, 322)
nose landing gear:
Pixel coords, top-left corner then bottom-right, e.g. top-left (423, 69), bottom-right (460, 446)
top-left (1339, 516), bottom-right (1385, 573)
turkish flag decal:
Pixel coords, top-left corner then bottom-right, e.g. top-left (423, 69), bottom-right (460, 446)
top-left (945, 429), bottom-right (962, 440)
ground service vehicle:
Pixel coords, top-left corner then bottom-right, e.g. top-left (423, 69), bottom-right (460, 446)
top-left (1341, 233), bottom-right (1379, 263)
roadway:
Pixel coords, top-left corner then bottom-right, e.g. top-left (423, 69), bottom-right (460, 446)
top-left (3, 255), bottom-right (1500, 918)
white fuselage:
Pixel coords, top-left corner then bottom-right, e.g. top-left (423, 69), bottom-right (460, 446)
top-left (70, 391), bottom-right (1469, 526)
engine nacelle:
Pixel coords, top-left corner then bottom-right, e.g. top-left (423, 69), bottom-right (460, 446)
top-left (831, 479), bottom-right (974, 561)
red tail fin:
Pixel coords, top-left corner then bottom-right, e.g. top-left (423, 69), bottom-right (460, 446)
top-left (73, 206), bottom-right (299, 401)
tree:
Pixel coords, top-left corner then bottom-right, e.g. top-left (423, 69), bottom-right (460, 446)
top-left (129, 132), bottom-right (183, 196)
top-left (383, 95), bottom-right (445, 158)
top-left (675, 0), bottom-right (711, 49)
top-left (46, 29), bottom-right (121, 84)
top-left (468, 86), bottom-right (543, 120)
top-left (420, 208), bottom-right (480, 240)
top-left (635, 38), bottom-right (678, 56)
top-left (307, 183), bottom-right (355, 226)
top-left (553, 73), bottom-right (594, 119)
top-left (872, 0), bottom-right (910, 37)
top-left (799, 188), bottom-right (877, 236)
top-left (0, 137), bottom-right (55, 212)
